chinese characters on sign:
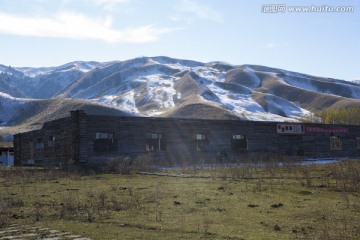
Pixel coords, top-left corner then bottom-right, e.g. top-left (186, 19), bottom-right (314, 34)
top-left (305, 127), bottom-right (348, 133)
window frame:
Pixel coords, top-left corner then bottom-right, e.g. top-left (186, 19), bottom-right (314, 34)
top-left (35, 138), bottom-right (44, 150)
top-left (96, 132), bottom-right (114, 140)
top-left (231, 134), bottom-right (248, 151)
top-left (146, 132), bottom-right (166, 152)
top-left (193, 133), bottom-right (209, 152)
top-left (48, 136), bottom-right (55, 148)
top-left (94, 132), bottom-right (117, 153)
top-left (330, 136), bottom-right (342, 150)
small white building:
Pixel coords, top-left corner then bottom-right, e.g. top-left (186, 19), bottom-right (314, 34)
top-left (0, 142), bottom-right (14, 166)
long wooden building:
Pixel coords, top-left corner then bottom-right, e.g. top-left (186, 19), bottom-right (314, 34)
top-left (13, 110), bottom-right (360, 167)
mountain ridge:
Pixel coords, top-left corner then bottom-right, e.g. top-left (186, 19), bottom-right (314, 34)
top-left (1, 56), bottom-right (360, 135)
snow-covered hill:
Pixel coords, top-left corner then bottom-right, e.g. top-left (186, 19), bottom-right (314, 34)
top-left (56, 57), bottom-right (360, 121)
top-left (15, 61), bottom-right (105, 78)
top-left (10, 61), bottom-right (113, 99)
top-left (1, 56), bottom-right (360, 133)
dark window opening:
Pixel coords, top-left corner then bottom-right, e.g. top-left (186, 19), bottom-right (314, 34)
top-left (48, 136), bottom-right (55, 148)
top-left (330, 136), bottom-right (342, 150)
top-left (357, 137), bottom-right (360, 150)
top-left (193, 134), bottom-right (209, 151)
top-left (94, 132), bottom-right (118, 153)
top-left (36, 138), bottom-right (44, 150)
top-left (297, 148), bottom-right (304, 156)
top-left (231, 134), bottom-right (247, 150)
top-left (146, 133), bottom-right (166, 151)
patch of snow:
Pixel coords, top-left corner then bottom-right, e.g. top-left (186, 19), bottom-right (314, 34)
top-left (89, 62), bottom-right (307, 122)
top-left (88, 70), bottom-right (178, 115)
top-left (16, 67), bottom-right (51, 77)
top-left (147, 110), bottom-right (166, 117)
top-left (282, 74), bottom-right (360, 99)
top-left (0, 65), bottom-right (15, 76)
top-left (96, 91), bottom-right (140, 115)
top-left (193, 67), bottom-right (226, 82)
top-left (163, 63), bottom-right (188, 71)
top-left (205, 81), bottom-right (264, 113)
top-left (189, 67), bottom-right (269, 112)
top-left (184, 67), bottom-right (306, 122)
top-left (266, 96), bottom-right (310, 117)
top-left (145, 74), bottom-right (177, 109)
top-left (16, 62), bottom-right (101, 78)
top-left (279, 70), bottom-right (311, 79)
top-left (116, 91), bottom-right (140, 114)
top-left (0, 70), bottom-right (12, 76)
top-left (243, 66), bottom-right (262, 88)
top-left (151, 57), bottom-right (203, 68)
top-left (163, 63), bottom-right (226, 79)
top-left (282, 76), bottom-right (319, 92)
top-left (332, 81), bottom-right (360, 99)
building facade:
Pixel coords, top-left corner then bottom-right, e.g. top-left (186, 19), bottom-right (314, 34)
top-left (13, 110), bottom-right (360, 167)
top-left (0, 142), bottom-right (14, 166)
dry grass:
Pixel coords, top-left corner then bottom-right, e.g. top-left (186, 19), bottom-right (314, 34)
top-left (0, 161), bottom-right (360, 239)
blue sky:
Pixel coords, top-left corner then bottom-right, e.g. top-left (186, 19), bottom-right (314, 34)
top-left (0, 0), bottom-right (359, 80)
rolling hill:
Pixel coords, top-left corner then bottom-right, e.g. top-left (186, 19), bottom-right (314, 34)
top-left (1, 56), bottom-right (360, 136)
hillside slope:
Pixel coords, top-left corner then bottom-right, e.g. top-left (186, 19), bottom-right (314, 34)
top-left (1, 56), bottom-right (360, 135)
top-left (0, 92), bottom-right (131, 135)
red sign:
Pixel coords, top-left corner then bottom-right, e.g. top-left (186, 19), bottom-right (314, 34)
top-left (305, 127), bottom-right (348, 133)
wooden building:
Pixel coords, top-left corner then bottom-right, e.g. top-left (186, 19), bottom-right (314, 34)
top-left (13, 110), bottom-right (360, 167)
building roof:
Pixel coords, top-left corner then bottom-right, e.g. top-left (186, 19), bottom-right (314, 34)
top-left (0, 142), bottom-right (14, 149)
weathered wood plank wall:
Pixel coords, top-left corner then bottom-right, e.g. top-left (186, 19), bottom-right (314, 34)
top-left (13, 111), bottom-right (360, 167)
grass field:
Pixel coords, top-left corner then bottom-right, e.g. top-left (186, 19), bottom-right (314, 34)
top-left (1, 160), bottom-right (360, 239)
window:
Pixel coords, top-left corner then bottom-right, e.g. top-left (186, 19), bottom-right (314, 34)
top-left (330, 136), bottom-right (342, 150)
top-left (96, 132), bottom-right (114, 139)
top-left (36, 138), bottom-right (44, 149)
top-left (48, 136), bottom-right (55, 148)
top-left (146, 133), bottom-right (166, 151)
top-left (194, 134), bottom-right (207, 140)
top-left (193, 134), bottom-right (209, 151)
top-left (94, 132), bottom-right (117, 152)
top-left (231, 134), bottom-right (247, 150)
top-left (357, 137), bottom-right (360, 150)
